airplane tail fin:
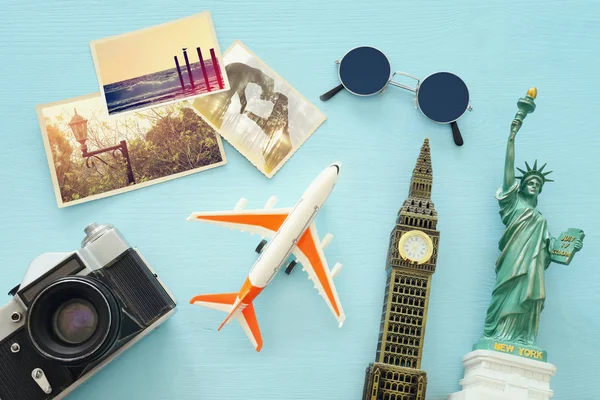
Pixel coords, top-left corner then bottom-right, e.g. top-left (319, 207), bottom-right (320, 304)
top-left (190, 293), bottom-right (263, 352)
top-left (237, 303), bottom-right (263, 351)
top-left (217, 297), bottom-right (246, 331)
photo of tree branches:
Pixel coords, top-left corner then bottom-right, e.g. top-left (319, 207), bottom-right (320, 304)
top-left (38, 95), bottom-right (226, 206)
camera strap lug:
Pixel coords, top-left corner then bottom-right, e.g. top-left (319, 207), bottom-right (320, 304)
top-left (8, 284), bottom-right (20, 296)
top-left (31, 368), bottom-right (52, 394)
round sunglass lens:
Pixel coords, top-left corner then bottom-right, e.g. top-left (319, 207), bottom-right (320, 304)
top-left (339, 46), bottom-right (391, 96)
top-left (417, 72), bottom-right (469, 124)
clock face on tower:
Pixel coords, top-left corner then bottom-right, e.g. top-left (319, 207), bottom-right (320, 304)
top-left (398, 230), bottom-right (434, 264)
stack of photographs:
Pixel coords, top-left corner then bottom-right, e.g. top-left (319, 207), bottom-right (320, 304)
top-left (37, 12), bottom-right (326, 207)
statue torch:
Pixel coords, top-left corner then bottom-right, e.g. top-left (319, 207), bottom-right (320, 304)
top-left (511, 87), bottom-right (537, 135)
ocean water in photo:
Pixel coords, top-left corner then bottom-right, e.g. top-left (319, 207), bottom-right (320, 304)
top-left (104, 60), bottom-right (223, 114)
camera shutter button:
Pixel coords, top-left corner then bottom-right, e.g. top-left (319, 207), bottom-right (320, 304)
top-left (32, 368), bottom-right (52, 394)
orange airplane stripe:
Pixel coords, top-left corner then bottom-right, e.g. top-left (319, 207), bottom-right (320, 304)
top-left (218, 278), bottom-right (264, 331)
top-left (296, 228), bottom-right (341, 316)
top-left (194, 213), bottom-right (289, 234)
top-left (189, 292), bottom-right (237, 305)
top-left (242, 303), bottom-right (263, 352)
top-left (239, 277), bottom-right (264, 304)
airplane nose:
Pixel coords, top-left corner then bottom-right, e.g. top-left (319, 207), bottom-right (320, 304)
top-left (330, 162), bottom-right (342, 174)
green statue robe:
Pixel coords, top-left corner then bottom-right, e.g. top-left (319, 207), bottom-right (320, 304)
top-left (483, 180), bottom-right (552, 345)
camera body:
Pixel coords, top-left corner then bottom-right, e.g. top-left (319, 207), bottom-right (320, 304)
top-left (0, 223), bottom-right (177, 400)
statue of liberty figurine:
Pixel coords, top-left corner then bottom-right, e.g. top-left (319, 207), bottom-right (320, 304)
top-left (474, 88), bottom-right (584, 361)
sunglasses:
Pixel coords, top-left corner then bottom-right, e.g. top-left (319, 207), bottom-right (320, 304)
top-left (320, 46), bottom-right (472, 146)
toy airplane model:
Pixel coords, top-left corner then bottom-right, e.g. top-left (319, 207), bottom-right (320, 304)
top-left (188, 162), bottom-right (345, 351)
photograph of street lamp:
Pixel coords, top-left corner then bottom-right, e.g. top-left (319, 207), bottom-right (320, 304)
top-left (36, 93), bottom-right (226, 207)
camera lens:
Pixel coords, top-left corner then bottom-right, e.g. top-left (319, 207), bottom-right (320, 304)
top-left (52, 299), bottom-right (98, 345)
top-left (27, 276), bottom-right (121, 365)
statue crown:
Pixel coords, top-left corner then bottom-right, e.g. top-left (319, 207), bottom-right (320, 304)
top-left (516, 160), bottom-right (554, 185)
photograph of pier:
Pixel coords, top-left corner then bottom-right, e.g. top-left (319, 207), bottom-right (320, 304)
top-left (90, 12), bottom-right (229, 116)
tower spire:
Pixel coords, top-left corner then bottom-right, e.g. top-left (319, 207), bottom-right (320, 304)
top-left (408, 139), bottom-right (433, 199)
top-left (362, 139), bottom-right (440, 400)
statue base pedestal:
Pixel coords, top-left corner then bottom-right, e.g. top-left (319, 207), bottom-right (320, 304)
top-left (448, 350), bottom-right (556, 400)
top-left (473, 337), bottom-right (547, 362)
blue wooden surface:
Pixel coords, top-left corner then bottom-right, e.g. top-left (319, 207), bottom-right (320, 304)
top-left (1, 1), bottom-right (599, 399)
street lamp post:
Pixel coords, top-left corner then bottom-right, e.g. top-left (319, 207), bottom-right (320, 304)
top-left (68, 108), bottom-right (136, 185)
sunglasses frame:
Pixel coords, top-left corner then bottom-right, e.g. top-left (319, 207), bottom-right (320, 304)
top-left (387, 71), bottom-right (473, 124)
top-left (321, 46), bottom-right (472, 146)
top-left (337, 45), bottom-right (393, 97)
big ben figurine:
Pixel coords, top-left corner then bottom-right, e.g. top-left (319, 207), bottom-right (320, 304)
top-left (362, 138), bottom-right (439, 400)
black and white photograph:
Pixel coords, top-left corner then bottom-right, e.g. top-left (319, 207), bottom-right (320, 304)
top-left (192, 41), bottom-right (326, 178)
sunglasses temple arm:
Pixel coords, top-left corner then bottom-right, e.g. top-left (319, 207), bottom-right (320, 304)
top-left (451, 121), bottom-right (464, 146)
top-left (320, 84), bottom-right (344, 101)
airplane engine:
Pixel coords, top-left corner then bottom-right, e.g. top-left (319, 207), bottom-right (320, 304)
top-left (255, 239), bottom-right (268, 254)
top-left (285, 260), bottom-right (298, 275)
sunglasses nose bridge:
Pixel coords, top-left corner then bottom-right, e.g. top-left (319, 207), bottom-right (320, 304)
top-left (388, 71), bottom-right (420, 94)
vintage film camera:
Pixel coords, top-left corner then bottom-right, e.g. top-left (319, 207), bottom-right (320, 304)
top-left (0, 223), bottom-right (177, 399)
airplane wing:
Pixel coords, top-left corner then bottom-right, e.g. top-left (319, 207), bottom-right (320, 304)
top-left (187, 196), bottom-right (292, 239)
top-left (291, 222), bottom-right (345, 327)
